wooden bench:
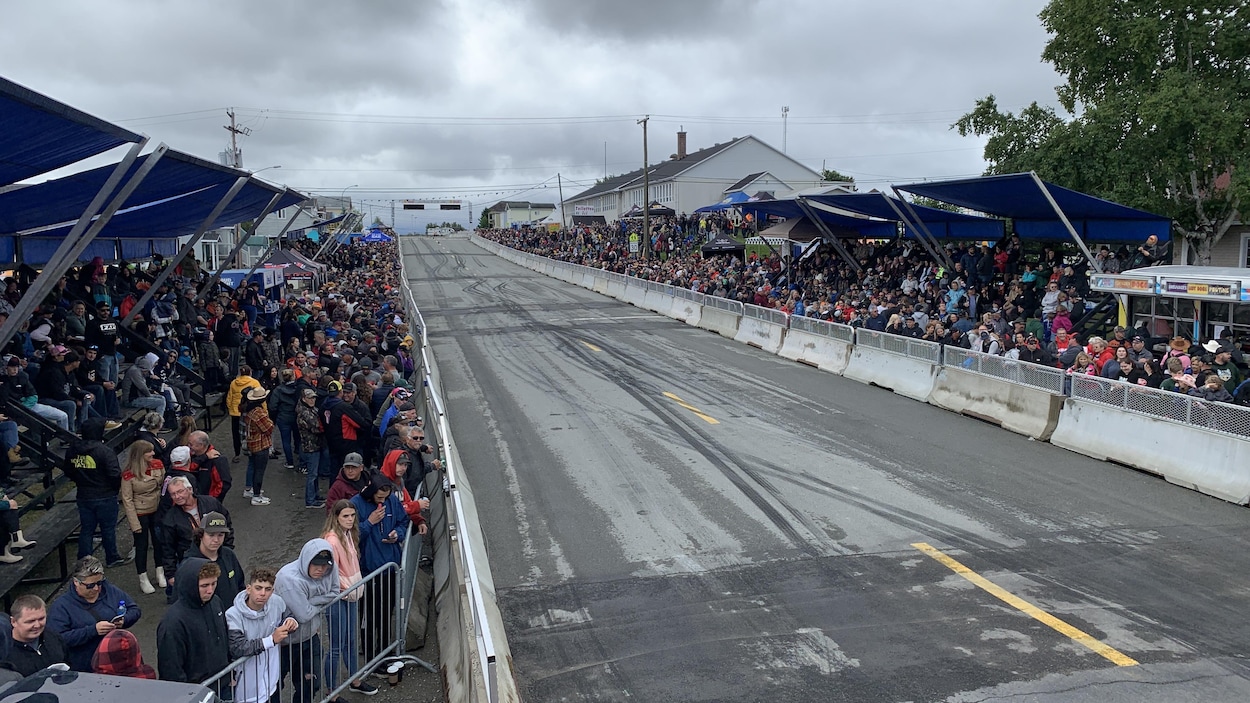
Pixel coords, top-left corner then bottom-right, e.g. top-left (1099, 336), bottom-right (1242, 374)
top-left (0, 489), bottom-right (81, 609)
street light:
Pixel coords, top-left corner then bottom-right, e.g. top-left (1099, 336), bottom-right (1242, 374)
top-left (252, 165), bottom-right (282, 175)
top-left (340, 184), bottom-right (359, 214)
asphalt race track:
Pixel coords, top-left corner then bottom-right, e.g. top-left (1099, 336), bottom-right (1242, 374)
top-left (404, 236), bottom-right (1250, 702)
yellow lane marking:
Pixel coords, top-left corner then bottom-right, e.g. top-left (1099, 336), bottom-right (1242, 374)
top-left (662, 392), bottom-right (720, 425)
top-left (911, 543), bottom-right (1138, 667)
top-left (580, 341), bottom-right (603, 352)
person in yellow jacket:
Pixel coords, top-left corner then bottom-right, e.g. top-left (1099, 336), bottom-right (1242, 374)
top-left (226, 365), bottom-right (261, 463)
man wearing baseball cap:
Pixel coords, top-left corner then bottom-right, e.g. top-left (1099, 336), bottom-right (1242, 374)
top-left (297, 388), bottom-right (331, 508)
top-left (325, 453), bottom-right (370, 510)
top-left (185, 512), bottom-right (245, 607)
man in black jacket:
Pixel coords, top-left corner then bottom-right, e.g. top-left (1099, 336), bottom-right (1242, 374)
top-left (64, 418), bottom-right (130, 567)
top-left (244, 329), bottom-right (267, 378)
top-left (326, 382), bottom-right (370, 470)
top-left (156, 557), bottom-right (230, 695)
top-left (158, 476), bottom-right (233, 602)
top-left (0, 595), bottom-right (67, 676)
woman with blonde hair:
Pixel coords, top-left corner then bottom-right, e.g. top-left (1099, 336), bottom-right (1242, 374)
top-left (120, 439), bottom-right (166, 594)
top-left (321, 500), bottom-right (375, 695)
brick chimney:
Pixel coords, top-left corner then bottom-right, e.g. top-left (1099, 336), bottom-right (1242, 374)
top-left (677, 128), bottom-right (687, 160)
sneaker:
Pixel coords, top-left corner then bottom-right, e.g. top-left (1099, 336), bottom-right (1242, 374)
top-left (298, 467), bottom-right (308, 475)
top-left (285, 464), bottom-right (295, 471)
top-left (349, 681), bottom-right (379, 696)
top-left (242, 487), bottom-right (254, 499)
top-left (106, 549), bottom-right (136, 568)
top-left (305, 500), bottom-right (326, 509)
top-left (251, 495), bottom-right (271, 506)
top-left (103, 420), bottom-right (123, 431)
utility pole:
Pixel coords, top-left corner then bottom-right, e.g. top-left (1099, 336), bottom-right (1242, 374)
top-left (224, 109), bottom-right (251, 266)
top-left (557, 173), bottom-right (567, 230)
top-left (638, 115), bottom-right (650, 261)
top-left (781, 106), bottom-right (789, 154)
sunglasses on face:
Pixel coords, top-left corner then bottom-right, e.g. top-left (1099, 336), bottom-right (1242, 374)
top-left (75, 578), bottom-right (104, 590)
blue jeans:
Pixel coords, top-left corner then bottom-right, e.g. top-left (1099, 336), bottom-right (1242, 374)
top-left (277, 420), bottom-right (297, 466)
top-left (0, 421), bottom-right (16, 450)
top-left (246, 451), bottom-right (270, 495)
top-left (125, 395), bottom-right (166, 418)
top-left (301, 448), bottom-right (330, 505)
top-left (31, 402), bottom-right (70, 431)
top-left (77, 496), bottom-right (120, 563)
top-left (323, 598), bottom-right (359, 690)
top-left (43, 399), bottom-right (78, 432)
top-left (99, 353), bottom-right (118, 384)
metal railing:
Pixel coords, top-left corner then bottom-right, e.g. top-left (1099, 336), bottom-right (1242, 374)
top-left (742, 303), bottom-right (790, 327)
top-left (789, 315), bottom-right (855, 344)
top-left (943, 346), bottom-right (1067, 395)
top-left (854, 328), bottom-right (942, 363)
top-left (1070, 373), bottom-right (1250, 439)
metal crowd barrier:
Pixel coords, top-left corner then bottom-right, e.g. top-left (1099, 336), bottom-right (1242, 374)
top-left (202, 559), bottom-right (416, 703)
top-left (854, 328), bottom-right (942, 364)
top-left (742, 303), bottom-right (791, 327)
top-left (789, 315), bottom-right (856, 344)
top-left (943, 346), bottom-right (1067, 395)
top-left (1070, 373), bottom-right (1250, 439)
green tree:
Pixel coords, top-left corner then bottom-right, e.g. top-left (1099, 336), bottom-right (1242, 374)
top-left (954, 1), bottom-right (1248, 264)
top-left (910, 195), bottom-right (965, 214)
top-left (477, 211), bottom-right (491, 229)
top-left (820, 168), bottom-right (855, 184)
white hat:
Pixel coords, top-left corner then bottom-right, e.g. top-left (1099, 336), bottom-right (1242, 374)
top-left (1202, 340), bottom-right (1223, 354)
top-left (170, 446), bottom-right (191, 465)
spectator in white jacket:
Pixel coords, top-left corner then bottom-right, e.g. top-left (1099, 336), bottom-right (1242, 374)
top-left (225, 567), bottom-right (297, 703)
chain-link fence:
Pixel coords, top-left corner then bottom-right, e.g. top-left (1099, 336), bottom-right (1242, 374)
top-left (1070, 373), bottom-right (1250, 439)
top-left (943, 346), bottom-right (1067, 395)
top-left (854, 328), bottom-right (942, 363)
top-left (789, 315), bottom-right (855, 344)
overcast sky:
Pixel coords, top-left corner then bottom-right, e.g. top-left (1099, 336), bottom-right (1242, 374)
top-left (3, 0), bottom-right (1062, 232)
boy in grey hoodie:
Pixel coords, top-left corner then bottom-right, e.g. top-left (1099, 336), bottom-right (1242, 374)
top-left (274, 538), bottom-right (339, 703)
top-left (226, 567), bottom-right (298, 703)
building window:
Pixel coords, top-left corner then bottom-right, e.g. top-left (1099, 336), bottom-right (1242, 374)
top-left (1241, 232), bottom-right (1250, 268)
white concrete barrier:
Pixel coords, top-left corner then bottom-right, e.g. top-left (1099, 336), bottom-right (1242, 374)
top-left (928, 367), bottom-right (1064, 440)
top-left (734, 317), bottom-right (786, 354)
top-left (697, 307), bottom-right (740, 338)
top-left (606, 279), bottom-right (627, 300)
top-left (580, 271), bottom-right (597, 289)
top-left (592, 276), bottom-right (609, 295)
top-left (623, 285), bottom-right (647, 308)
top-left (778, 330), bottom-right (852, 375)
top-left (669, 298), bottom-right (702, 326)
top-left (1051, 398), bottom-right (1250, 504)
top-left (842, 347), bottom-right (937, 402)
top-left (642, 289), bottom-right (671, 313)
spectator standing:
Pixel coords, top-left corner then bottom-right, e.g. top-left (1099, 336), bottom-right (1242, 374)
top-left (226, 567), bottom-right (299, 703)
top-left (270, 369), bottom-right (300, 471)
top-left (378, 449), bottom-right (430, 528)
top-left (85, 301), bottom-right (121, 388)
top-left (322, 500), bottom-right (376, 696)
top-left (1203, 341), bottom-right (1244, 389)
top-left (351, 475), bottom-right (410, 667)
top-left (158, 476), bottom-right (233, 600)
top-left (64, 417), bottom-right (131, 567)
top-left (227, 365), bottom-right (261, 463)
top-left (47, 556), bottom-right (141, 672)
top-left (90, 629), bottom-right (157, 679)
top-left (325, 453), bottom-right (369, 510)
top-left (1, 595), bottom-right (67, 676)
top-left (274, 539), bottom-right (340, 703)
top-left (184, 512), bottom-right (246, 616)
top-left (188, 430), bottom-right (232, 503)
top-left (156, 557), bottom-right (231, 695)
top-left (297, 388), bottom-right (330, 508)
top-left (120, 440), bottom-right (165, 594)
top-left (243, 387), bottom-right (274, 506)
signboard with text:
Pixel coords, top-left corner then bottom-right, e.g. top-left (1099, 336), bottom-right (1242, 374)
top-left (1089, 275), bottom-right (1155, 294)
top-left (1158, 278), bottom-right (1241, 300)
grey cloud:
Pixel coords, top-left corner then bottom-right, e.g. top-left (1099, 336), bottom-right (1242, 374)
top-left (515, 0), bottom-right (761, 40)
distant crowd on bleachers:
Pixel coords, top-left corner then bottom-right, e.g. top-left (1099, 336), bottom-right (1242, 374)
top-left (481, 222), bottom-right (1248, 406)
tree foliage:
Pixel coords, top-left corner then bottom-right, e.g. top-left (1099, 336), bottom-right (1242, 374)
top-left (820, 168), bottom-right (855, 184)
top-left (955, 1), bottom-right (1248, 263)
top-left (477, 210), bottom-right (491, 229)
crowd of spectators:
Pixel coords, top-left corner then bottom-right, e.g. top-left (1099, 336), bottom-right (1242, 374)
top-left (0, 236), bottom-right (439, 702)
top-left (482, 223), bottom-right (1248, 405)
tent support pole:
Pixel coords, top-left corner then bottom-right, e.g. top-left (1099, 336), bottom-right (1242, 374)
top-left (884, 189), bottom-right (953, 270)
top-left (1029, 171), bottom-right (1103, 274)
top-left (313, 211), bottom-right (355, 261)
top-left (796, 198), bottom-right (862, 273)
top-left (198, 190), bottom-right (286, 299)
top-left (234, 203), bottom-right (312, 288)
top-left (0, 140), bottom-right (163, 353)
top-left (122, 176), bottom-right (250, 324)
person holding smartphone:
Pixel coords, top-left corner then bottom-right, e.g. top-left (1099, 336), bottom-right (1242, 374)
top-left (46, 556), bottom-right (142, 672)
top-left (350, 475), bottom-right (409, 668)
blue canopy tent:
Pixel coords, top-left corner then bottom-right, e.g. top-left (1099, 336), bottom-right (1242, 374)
top-left (895, 172), bottom-right (1172, 273)
top-left (694, 191), bottom-right (750, 213)
top-left (361, 229), bottom-right (394, 243)
top-left (804, 192), bottom-right (1005, 241)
